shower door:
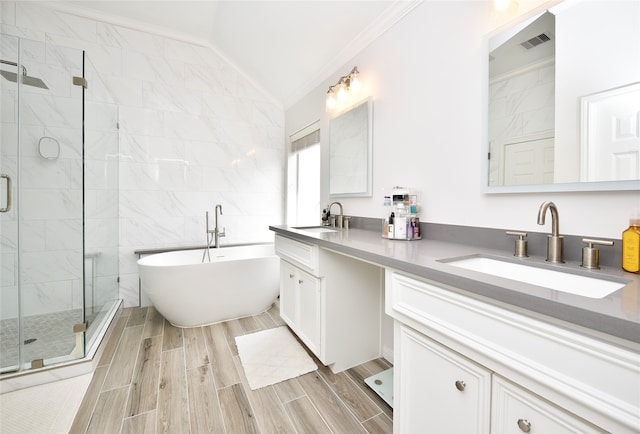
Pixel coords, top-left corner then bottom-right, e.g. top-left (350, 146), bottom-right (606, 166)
top-left (0, 33), bottom-right (21, 372)
top-left (82, 52), bottom-right (120, 352)
top-left (0, 34), bottom-right (86, 373)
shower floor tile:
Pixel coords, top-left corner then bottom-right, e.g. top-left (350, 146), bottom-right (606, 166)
top-left (0, 310), bottom-right (82, 370)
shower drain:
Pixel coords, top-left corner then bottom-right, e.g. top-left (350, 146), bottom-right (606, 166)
top-left (24, 338), bottom-right (37, 345)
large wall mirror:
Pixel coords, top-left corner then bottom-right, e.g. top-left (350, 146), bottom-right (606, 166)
top-left (329, 97), bottom-right (373, 197)
top-left (485, 0), bottom-right (640, 193)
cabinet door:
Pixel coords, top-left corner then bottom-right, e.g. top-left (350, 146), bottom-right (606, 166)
top-left (395, 324), bottom-right (491, 433)
top-left (491, 376), bottom-right (605, 434)
top-left (279, 260), bottom-right (297, 327)
top-left (297, 268), bottom-right (321, 354)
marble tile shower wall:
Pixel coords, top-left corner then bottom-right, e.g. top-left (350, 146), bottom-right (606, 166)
top-left (0, 31), bottom-right (85, 320)
top-left (2, 2), bottom-right (285, 308)
top-left (488, 60), bottom-right (555, 184)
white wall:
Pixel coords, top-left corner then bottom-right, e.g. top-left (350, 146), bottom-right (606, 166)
top-left (2, 2), bottom-right (285, 307)
top-left (286, 0), bottom-right (637, 240)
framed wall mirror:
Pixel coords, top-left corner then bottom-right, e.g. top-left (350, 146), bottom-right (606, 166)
top-left (329, 97), bottom-right (373, 197)
top-left (485, 0), bottom-right (640, 193)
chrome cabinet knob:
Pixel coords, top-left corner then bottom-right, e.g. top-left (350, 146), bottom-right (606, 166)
top-left (455, 380), bottom-right (466, 391)
top-left (517, 418), bottom-right (531, 433)
top-left (289, 274), bottom-right (294, 278)
top-left (298, 279), bottom-right (303, 284)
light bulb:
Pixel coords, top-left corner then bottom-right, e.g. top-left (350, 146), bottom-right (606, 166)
top-left (493, 0), bottom-right (512, 11)
top-left (337, 81), bottom-right (347, 101)
top-left (325, 89), bottom-right (336, 111)
top-left (349, 71), bottom-right (361, 93)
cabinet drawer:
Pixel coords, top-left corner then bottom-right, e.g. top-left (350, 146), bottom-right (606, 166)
top-left (275, 234), bottom-right (319, 275)
top-left (491, 375), bottom-right (604, 433)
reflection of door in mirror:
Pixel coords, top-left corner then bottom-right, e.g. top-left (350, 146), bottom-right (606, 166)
top-left (488, 11), bottom-right (555, 186)
top-left (581, 82), bottom-right (640, 182)
top-left (499, 133), bottom-right (554, 186)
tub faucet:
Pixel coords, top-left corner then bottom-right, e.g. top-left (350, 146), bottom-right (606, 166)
top-left (328, 201), bottom-right (344, 228)
top-left (202, 204), bottom-right (226, 263)
top-left (214, 204), bottom-right (226, 248)
top-left (537, 201), bottom-right (564, 263)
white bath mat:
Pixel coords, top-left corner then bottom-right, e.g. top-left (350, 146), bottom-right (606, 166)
top-left (235, 326), bottom-right (317, 390)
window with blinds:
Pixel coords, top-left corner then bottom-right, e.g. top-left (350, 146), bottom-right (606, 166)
top-left (287, 121), bottom-right (321, 226)
top-left (291, 129), bottom-right (320, 153)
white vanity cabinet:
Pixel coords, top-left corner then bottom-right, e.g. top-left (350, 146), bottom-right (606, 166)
top-left (387, 270), bottom-right (638, 434)
top-left (279, 259), bottom-right (321, 354)
top-left (275, 234), bottom-right (383, 372)
top-left (396, 322), bottom-right (603, 434)
top-left (395, 324), bottom-right (492, 433)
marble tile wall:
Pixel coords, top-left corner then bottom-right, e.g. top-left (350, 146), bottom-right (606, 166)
top-left (1, 2), bottom-right (285, 308)
top-left (488, 60), bottom-right (555, 184)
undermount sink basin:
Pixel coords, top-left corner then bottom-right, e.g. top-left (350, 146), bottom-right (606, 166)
top-left (443, 256), bottom-right (626, 299)
top-left (293, 226), bottom-right (337, 233)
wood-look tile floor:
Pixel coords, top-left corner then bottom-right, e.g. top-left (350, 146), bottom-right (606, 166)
top-left (70, 303), bottom-right (393, 434)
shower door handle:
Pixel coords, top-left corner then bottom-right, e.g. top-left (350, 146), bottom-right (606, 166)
top-left (0, 174), bottom-right (12, 212)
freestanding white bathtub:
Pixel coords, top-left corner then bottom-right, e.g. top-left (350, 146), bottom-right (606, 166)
top-left (137, 244), bottom-right (280, 327)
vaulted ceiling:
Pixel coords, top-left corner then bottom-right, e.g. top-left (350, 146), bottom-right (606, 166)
top-left (63, 1), bottom-right (420, 108)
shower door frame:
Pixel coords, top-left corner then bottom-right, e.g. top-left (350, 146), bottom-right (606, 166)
top-left (1, 34), bottom-right (87, 374)
top-left (0, 33), bottom-right (22, 374)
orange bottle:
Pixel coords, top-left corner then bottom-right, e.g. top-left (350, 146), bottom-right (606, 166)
top-left (622, 218), bottom-right (640, 273)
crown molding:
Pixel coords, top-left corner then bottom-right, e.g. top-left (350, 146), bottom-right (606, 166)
top-left (41, 1), bottom-right (213, 47)
top-left (34, 1), bottom-right (282, 107)
top-left (24, 1), bottom-right (422, 110)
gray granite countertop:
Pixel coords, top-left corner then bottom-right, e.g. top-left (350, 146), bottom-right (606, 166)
top-left (269, 225), bottom-right (640, 349)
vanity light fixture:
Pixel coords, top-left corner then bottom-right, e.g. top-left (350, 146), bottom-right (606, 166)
top-left (325, 66), bottom-right (361, 112)
top-left (493, 0), bottom-right (511, 10)
top-left (493, 0), bottom-right (518, 13)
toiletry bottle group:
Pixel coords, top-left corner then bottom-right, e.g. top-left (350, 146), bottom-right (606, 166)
top-left (382, 187), bottom-right (421, 240)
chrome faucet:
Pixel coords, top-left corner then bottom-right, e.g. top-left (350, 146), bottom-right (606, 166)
top-left (328, 201), bottom-right (344, 228)
top-left (537, 201), bottom-right (564, 263)
top-left (202, 204), bottom-right (226, 263)
top-left (214, 204), bottom-right (225, 248)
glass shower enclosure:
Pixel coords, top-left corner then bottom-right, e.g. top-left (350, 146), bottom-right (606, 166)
top-left (0, 33), bottom-right (120, 374)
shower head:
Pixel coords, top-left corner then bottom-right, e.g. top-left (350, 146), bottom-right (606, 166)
top-left (0, 59), bottom-right (49, 90)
